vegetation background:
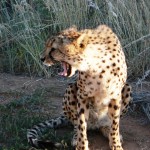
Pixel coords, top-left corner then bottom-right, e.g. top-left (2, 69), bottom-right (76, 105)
top-left (0, 0), bottom-right (150, 149)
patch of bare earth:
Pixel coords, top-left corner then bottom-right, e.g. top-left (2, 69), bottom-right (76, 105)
top-left (0, 73), bottom-right (150, 150)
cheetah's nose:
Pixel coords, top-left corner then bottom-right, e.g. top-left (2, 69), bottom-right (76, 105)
top-left (40, 57), bottom-right (45, 62)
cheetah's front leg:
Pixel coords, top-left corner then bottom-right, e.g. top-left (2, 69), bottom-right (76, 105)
top-left (76, 90), bottom-right (89, 150)
top-left (108, 96), bottom-right (123, 150)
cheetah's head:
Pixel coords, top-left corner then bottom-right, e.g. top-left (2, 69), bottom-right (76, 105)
top-left (40, 26), bottom-right (88, 77)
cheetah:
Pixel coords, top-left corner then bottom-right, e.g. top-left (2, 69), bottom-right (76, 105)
top-left (27, 25), bottom-right (132, 150)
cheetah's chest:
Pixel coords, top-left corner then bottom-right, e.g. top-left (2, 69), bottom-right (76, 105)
top-left (87, 103), bottom-right (111, 130)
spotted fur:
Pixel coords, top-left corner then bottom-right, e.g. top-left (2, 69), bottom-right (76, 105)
top-left (27, 25), bottom-right (132, 150)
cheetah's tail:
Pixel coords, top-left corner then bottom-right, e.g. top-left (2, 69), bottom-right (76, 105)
top-left (27, 115), bottom-right (71, 149)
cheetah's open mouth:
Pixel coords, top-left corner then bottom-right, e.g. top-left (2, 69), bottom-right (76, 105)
top-left (58, 62), bottom-right (76, 77)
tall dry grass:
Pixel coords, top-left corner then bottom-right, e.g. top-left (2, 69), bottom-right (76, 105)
top-left (0, 0), bottom-right (150, 79)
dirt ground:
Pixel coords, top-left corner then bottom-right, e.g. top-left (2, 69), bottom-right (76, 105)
top-left (0, 73), bottom-right (150, 150)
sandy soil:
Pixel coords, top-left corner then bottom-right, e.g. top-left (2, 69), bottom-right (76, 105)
top-left (0, 73), bottom-right (150, 150)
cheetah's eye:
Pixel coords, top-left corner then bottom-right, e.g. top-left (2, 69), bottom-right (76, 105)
top-left (51, 48), bottom-right (56, 52)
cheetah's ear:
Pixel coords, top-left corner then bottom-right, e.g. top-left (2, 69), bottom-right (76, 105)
top-left (60, 25), bottom-right (80, 40)
top-left (76, 33), bottom-right (88, 49)
top-left (68, 25), bottom-right (77, 32)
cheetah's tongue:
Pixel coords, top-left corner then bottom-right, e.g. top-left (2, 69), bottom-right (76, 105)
top-left (58, 62), bottom-right (68, 76)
